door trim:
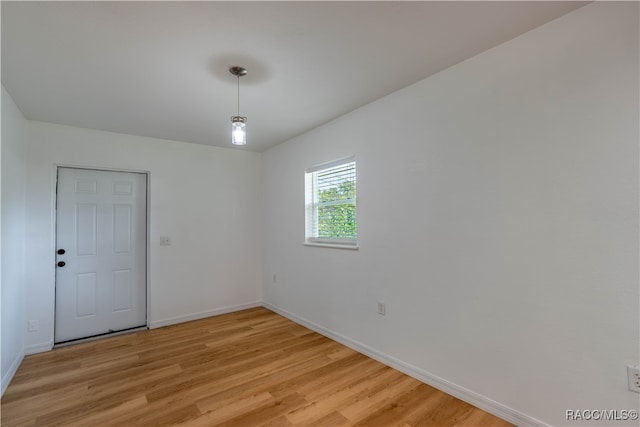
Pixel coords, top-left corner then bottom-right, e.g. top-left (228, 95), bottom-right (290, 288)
top-left (52, 165), bottom-right (151, 344)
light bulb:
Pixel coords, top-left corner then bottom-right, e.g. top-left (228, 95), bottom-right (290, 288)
top-left (231, 117), bottom-right (246, 145)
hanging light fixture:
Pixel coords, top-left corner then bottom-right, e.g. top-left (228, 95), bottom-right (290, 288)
top-left (229, 66), bottom-right (247, 145)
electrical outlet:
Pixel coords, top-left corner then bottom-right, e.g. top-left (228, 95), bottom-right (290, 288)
top-left (28, 320), bottom-right (39, 332)
top-left (159, 236), bottom-right (171, 246)
top-left (378, 302), bottom-right (386, 316)
top-left (627, 365), bottom-right (640, 393)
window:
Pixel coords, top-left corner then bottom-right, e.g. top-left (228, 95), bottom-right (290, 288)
top-left (305, 157), bottom-right (357, 247)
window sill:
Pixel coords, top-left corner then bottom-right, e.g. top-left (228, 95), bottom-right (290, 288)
top-left (304, 241), bottom-right (359, 250)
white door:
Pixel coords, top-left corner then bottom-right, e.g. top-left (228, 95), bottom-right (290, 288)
top-left (55, 167), bottom-right (147, 343)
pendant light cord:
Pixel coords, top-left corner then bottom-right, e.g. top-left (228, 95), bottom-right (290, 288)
top-left (237, 76), bottom-right (240, 117)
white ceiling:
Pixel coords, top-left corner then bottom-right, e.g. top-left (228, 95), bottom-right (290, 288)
top-left (2, 1), bottom-right (587, 152)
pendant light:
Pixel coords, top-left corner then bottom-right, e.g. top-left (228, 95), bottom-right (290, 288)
top-left (230, 66), bottom-right (247, 145)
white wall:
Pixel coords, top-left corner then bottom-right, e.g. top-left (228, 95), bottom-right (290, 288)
top-left (24, 122), bottom-right (262, 352)
top-left (261, 3), bottom-right (639, 426)
top-left (1, 86), bottom-right (27, 394)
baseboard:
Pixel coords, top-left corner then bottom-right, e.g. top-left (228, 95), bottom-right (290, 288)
top-left (25, 340), bottom-right (54, 355)
top-left (150, 301), bottom-right (262, 329)
top-left (1, 351), bottom-right (24, 396)
top-left (262, 301), bottom-right (548, 427)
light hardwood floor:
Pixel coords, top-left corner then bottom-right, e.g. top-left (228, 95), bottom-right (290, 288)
top-left (1, 307), bottom-right (512, 426)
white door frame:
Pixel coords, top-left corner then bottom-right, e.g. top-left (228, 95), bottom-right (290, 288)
top-left (51, 164), bottom-right (151, 344)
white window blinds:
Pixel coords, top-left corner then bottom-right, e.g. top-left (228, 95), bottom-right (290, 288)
top-left (305, 158), bottom-right (357, 245)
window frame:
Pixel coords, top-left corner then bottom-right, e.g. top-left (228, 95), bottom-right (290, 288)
top-left (304, 156), bottom-right (358, 250)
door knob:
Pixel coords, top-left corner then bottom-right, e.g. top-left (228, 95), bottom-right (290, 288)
top-left (57, 261), bottom-right (66, 267)
top-left (57, 249), bottom-right (66, 255)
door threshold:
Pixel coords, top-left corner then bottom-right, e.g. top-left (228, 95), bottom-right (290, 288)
top-left (54, 325), bottom-right (147, 348)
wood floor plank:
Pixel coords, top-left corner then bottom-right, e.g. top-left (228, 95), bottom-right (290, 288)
top-left (2, 355), bottom-right (139, 403)
top-left (1, 382), bottom-right (89, 425)
top-left (63, 396), bottom-right (148, 427)
top-left (145, 337), bottom-right (337, 406)
top-left (219, 392), bottom-right (308, 427)
top-left (339, 375), bottom-right (421, 423)
top-left (361, 382), bottom-right (441, 426)
top-left (187, 392), bottom-right (275, 426)
top-left (306, 411), bottom-right (351, 427)
top-left (284, 366), bottom-right (400, 425)
top-left (1, 307), bottom-right (512, 427)
top-left (194, 353), bottom-right (340, 414)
